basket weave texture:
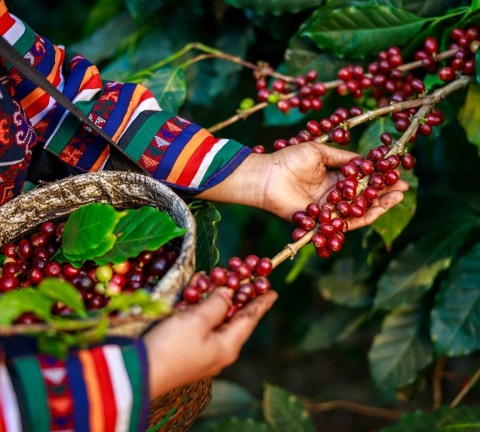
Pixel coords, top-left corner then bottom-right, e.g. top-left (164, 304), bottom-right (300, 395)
top-left (0, 171), bottom-right (212, 430)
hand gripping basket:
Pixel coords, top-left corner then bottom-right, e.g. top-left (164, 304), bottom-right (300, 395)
top-left (0, 171), bottom-right (212, 431)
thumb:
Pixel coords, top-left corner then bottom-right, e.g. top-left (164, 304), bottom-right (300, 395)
top-left (193, 288), bottom-right (234, 329)
top-left (317, 142), bottom-right (358, 168)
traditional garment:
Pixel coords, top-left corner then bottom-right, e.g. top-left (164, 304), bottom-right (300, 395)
top-left (0, 0), bottom-right (251, 429)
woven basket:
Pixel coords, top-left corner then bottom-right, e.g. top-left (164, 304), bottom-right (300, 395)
top-left (0, 171), bottom-right (212, 431)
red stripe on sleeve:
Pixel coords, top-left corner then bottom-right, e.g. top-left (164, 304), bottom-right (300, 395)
top-left (90, 348), bottom-right (117, 432)
top-left (0, 8), bottom-right (15, 35)
top-left (175, 135), bottom-right (217, 186)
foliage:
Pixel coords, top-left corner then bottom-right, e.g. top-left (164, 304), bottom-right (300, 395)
top-left (9, 0), bottom-right (480, 429)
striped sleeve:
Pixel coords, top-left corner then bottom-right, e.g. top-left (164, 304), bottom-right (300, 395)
top-left (0, 339), bottom-right (150, 432)
top-left (0, 1), bottom-right (252, 198)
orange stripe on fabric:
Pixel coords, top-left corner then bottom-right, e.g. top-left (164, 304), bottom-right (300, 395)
top-left (166, 128), bottom-right (211, 184)
top-left (21, 44), bottom-right (64, 111)
top-left (78, 350), bottom-right (104, 432)
top-left (91, 145), bottom-right (110, 172)
top-left (78, 65), bottom-right (102, 92)
top-left (111, 86), bottom-right (151, 142)
top-left (90, 348), bottom-right (117, 432)
top-left (176, 135), bottom-right (217, 186)
top-left (0, 1), bottom-right (8, 16)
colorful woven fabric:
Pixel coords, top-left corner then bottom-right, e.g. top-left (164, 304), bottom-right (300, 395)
top-left (0, 0), bottom-right (251, 202)
top-left (0, 338), bottom-right (149, 432)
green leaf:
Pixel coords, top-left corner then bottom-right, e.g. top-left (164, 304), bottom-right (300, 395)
top-left (204, 418), bottom-right (271, 432)
top-left (205, 379), bottom-right (257, 416)
top-left (71, 11), bottom-right (137, 65)
top-left (320, 257), bottom-right (374, 307)
top-left (300, 6), bottom-right (427, 58)
top-left (358, 117), bottom-right (399, 155)
top-left (373, 214), bottom-right (477, 312)
top-left (300, 306), bottom-right (368, 351)
top-left (140, 67), bottom-right (186, 114)
top-left (106, 289), bottom-right (170, 317)
top-left (95, 206), bottom-right (186, 265)
top-left (263, 383), bottom-right (316, 432)
top-left (84, 0), bottom-right (123, 35)
top-left (63, 203), bottom-right (125, 261)
top-left (371, 168), bottom-right (418, 248)
top-left (285, 243), bottom-right (316, 284)
top-left (190, 200), bottom-right (221, 271)
top-left (380, 405), bottom-right (480, 432)
top-left (224, 0), bottom-right (323, 15)
top-left (368, 302), bottom-right (433, 389)
top-left (431, 242), bottom-right (480, 357)
top-left (0, 289), bottom-right (54, 325)
top-left (458, 84), bottom-right (480, 151)
top-left (37, 278), bottom-right (87, 318)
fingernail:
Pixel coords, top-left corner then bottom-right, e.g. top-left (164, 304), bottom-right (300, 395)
top-left (217, 287), bottom-right (234, 302)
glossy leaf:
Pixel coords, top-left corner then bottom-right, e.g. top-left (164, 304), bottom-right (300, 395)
top-left (190, 200), bottom-right (221, 271)
top-left (300, 306), bottom-right (368, 351)
top-left (37, 278), bottom-right (87, 318)
top-left (458, 84), bottom-right (480, 151)
top-left (141, 67), bottom-right (186, 114)
top-left (373, 214), bottom-right (477, 311)
top-left (95, 206), bottom-right (186, 265)
top-left (0, 288), bottom-right (54, 325)
top-left (263, 383), bottom-right (316, 431)
top-left (398, 0), bottom-right (453, 17)
top-left (320, 257), bottom-right (374, 307)
top-left (225, 0), bottom-right (323, 15)
top-left (358, 117), bottom-right (398, 155)
top-left (371, 168), bottom-right (418, 248)
top-left (380, 405), bottom-right (480, 431)
top-left (477, 49), bottom-right (480, 84)
top-left (369, 302), bottom-right (433, 389)
top-left (431, 243), bottom-right (480, 356)
top-left (300, 6), bottom-right (427, 58)
top-left (63, 203), bottom-right (125, 261)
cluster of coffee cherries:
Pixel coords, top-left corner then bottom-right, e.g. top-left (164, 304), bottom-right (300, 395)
top-left (291, 140), bottom-right (416, 258)
top-left (415, 25), bottom-right (479, 80)
top-left (176, 254), bottom-right (273, 318)
top-left (0, 220), bottom-right (178, 324)
top-left (255, 69), bottom-right (327, 114)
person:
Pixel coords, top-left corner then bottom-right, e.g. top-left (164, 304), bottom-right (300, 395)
top-left (0, 1), bottom-right (408, 430)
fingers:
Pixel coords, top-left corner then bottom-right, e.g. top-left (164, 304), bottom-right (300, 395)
top-left (217, 291), bottom-right (278, 343)
top-left (315, 142), bottom-right (359, 168)
top-left (188, 287), bottom-right (234, 329)
top-left (347, 189), bottom-right (406, 230)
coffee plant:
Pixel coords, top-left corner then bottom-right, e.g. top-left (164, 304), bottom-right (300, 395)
top-left (9, 0), bottom-right (480, 430)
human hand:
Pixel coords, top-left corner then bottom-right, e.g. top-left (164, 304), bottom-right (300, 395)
top-left (143, 287), bottom-right (278, 399)
top-left (199, 141), bottom-right (408, 230)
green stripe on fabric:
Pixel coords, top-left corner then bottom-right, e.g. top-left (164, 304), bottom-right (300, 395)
top-left (47, 99), bottom-right (96, 156)
top-left (12, 356), bottom-right (50, 432)
top-left (124, 111), bottom-right (173, 160)
top-left (121, 345), bottom-right (143, 432)
top-left (12, 21), bottom-right (36, 56)
top-left (198, 139), bottom-right (244, 187)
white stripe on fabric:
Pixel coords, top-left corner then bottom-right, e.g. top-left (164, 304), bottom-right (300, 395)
top-left (189, 138), bottom-right (228, 188)
top-left (29, 73), bottom-right (65, 126)
top-left (117, 96), bottom-right (162, 141)
top-left (103, 346), bottom-right (133, 432)
top-left (0, 362), bottom-right (22, 432)
top-left (3, 15), bottom-right (25, 46)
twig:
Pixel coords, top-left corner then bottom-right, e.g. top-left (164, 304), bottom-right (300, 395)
top-left (450, 366), bottom-right (480, 408)
top-left (433, 356), bottom-right (448, 409)
top-left (270, 75), bottom-right (472, 270)
top-left (307, 399), bottom-right (403, 420)
top-left (207, 47), bottom-right (460, 134)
